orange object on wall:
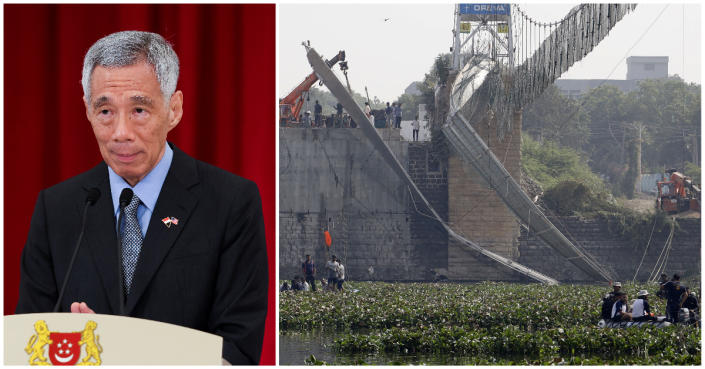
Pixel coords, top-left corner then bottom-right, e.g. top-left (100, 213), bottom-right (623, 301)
top-left (324, 230), bottom-right (332, 247)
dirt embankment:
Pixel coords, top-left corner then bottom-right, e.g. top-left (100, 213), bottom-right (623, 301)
top-left (618, 193), bottom-right (700, 218)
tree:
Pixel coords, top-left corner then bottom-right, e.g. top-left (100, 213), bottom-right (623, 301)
top-left (521, 134), bottom-right (607, 195)
top-left (394, 53), bottom-right (452, 126)
top-left (625, 78), bottom-right (701, 172)
top-left (621, 138), bottom-right (638, 199)
top-left (397, 93), bottom-right (421, 119)
top-left (522, 84), bottom-right (590, 148)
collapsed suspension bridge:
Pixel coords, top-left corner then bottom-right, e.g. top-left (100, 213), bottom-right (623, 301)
top-left (304, 3), bottom-right (637, 283)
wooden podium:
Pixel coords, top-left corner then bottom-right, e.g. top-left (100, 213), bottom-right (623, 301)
top-left (5, 313), bottom-right (222, 365)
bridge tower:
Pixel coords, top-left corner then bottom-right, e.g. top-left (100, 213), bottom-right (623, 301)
top-left (447, 4), bottom-right (523, 280)
top-left (451, 3), bottom-right (513, 71)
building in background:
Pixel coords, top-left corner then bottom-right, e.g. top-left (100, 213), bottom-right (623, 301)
top-left (554, 56), bottom-right (669, 98)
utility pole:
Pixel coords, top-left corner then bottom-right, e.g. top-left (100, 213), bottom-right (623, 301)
top-left (692, 134), bottom-right (699, 167)
top-left (452, 4), bottom-right (461, 71)
top-left (682, 128), bottom-right (686, 173)
top-left (620, 124), bottom-right (625, 165)
top-left (634, 123), bottom-right (643, 194)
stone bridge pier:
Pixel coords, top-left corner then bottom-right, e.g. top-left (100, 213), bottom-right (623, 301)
top-left (447, 111), bottom-right (523, 280)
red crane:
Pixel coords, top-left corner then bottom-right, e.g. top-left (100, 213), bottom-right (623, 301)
top-left (280, 50), bottom-right (346, 126)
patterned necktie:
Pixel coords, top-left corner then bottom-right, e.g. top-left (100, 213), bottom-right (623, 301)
top-left (121, 194), bottom-right (143, 295)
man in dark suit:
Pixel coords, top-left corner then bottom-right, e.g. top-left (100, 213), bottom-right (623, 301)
top-left (15, 31), bottom-right (267, 365)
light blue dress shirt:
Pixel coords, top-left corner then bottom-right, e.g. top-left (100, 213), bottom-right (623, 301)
top-left (108, 144), bottom-right (173, 237)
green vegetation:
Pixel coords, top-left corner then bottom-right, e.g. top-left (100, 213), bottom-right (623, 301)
top-left (521, 131), bottom-right (682, 249)
top-left (523, 78), bottom-right (701, 198)
top-left (541, 181), bottom-right (615, 216)
top-left (521, 134), bottom-right (608, 196)
top-left (597, 209), bottom-right (678, 251)
top-left (280, 282), bottom-right (700, 365)
top-left (684, 161), bottom-right (701, 185)
top-left (523, 85), bottom-right (590, 149)
top-left (396, 53), bottom-right (452, 122)
top-left (334, 325), bottom-right (698, 365)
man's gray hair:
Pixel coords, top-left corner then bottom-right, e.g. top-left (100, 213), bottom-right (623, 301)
top-left (82, 31), bottom-right (179, 101)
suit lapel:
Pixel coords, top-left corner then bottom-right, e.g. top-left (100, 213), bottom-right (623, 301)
top-left (124, 146), bottom-right (199, 314)
top-left (82, 163), bottom-right (123, 315)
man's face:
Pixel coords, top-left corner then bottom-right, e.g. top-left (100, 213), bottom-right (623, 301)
top-left (85, 61), bottom-right (183, 186)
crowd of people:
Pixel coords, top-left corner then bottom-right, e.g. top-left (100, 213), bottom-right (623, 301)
top-left (290, 100), bottom-right (424, 142)
top-left (600, 274), bottom-right (699, 325)
top-left (281, 254), bottom-right (346, 292)
top-left (297, 100), bottom-right (359, 129)
top-left (377, 101), bottom-right (403, 129)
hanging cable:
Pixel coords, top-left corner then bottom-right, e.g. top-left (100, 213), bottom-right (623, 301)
top-left (631, 215), bottom-right (658, 283)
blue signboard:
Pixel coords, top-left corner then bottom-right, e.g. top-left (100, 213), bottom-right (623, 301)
top-left (459, 4), bottom-right (510, 16)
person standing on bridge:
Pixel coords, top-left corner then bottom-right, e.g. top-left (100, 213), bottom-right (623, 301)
top-left (412, 115), bottom-right (420, 141)
top-left (394, 102), bottom-right (402, 128)
top-left (302, 111), bottom-right (312, 127)
top-left (314, 100), bottom-right (323, 127)
top-left (385, 102), bottom-right (393, 128)
top-left (335, 102), bottom-right (344, 126)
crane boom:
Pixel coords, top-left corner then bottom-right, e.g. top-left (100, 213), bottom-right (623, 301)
top-left (280, 50), bottom-right (346, 126)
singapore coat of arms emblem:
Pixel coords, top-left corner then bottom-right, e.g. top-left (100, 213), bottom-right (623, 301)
top-left (25, 320), bottom-right (103, 366)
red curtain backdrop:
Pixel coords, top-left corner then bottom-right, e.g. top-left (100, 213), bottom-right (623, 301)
top-left (4, 4), bottom-right (275, 364)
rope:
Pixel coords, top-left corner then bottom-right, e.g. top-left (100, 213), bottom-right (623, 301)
top-left (406, 186), bottom-right (557, 285)
top-left (659, 221), bottom-right (676, 279)
top-left (542, 209), bottom-right (613, 280)
top-left (632, 215), bottom-right (658, 283)
top-left (647, 218), bottom-right (676, 282)
top-left (655, 219), bottom-right (676, 281)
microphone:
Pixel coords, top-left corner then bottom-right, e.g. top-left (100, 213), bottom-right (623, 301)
top-left (116, 188), bottom-right (133, 316)
top-left (119, 188), bottom-right (133, 208)
top-left (53, 188), bottom-right (101, 312)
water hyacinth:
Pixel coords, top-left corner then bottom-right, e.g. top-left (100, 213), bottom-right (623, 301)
top-left (281, 281), bottom-right (700, 365)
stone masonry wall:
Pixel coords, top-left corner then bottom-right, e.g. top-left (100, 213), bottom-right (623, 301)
top-left (519, 216), bottom-right (701, 282)
top-left (447, 112), bottom-right (523, 280)
top-left (279, 128), bottom-right (448, 281)
top-left (407, 142), bottom-right (449, 276)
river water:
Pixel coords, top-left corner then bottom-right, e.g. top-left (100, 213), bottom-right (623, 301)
top-left (278, 330), bottom-right (636, 365)
top-left (279, 330), bottom-right (488, 365)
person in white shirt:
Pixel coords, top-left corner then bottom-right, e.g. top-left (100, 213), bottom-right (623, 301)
top-left (632, 290), bottom-right (656, 321)
top-left (326, 256), bottom-right (339, 291)
top-left (412, 115), bottom-right (420, 141)
top-left (336, 260), bottom-right (345, 291)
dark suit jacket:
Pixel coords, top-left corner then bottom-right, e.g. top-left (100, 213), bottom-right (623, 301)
top-left (16, 144), bottom-right (268, 365)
